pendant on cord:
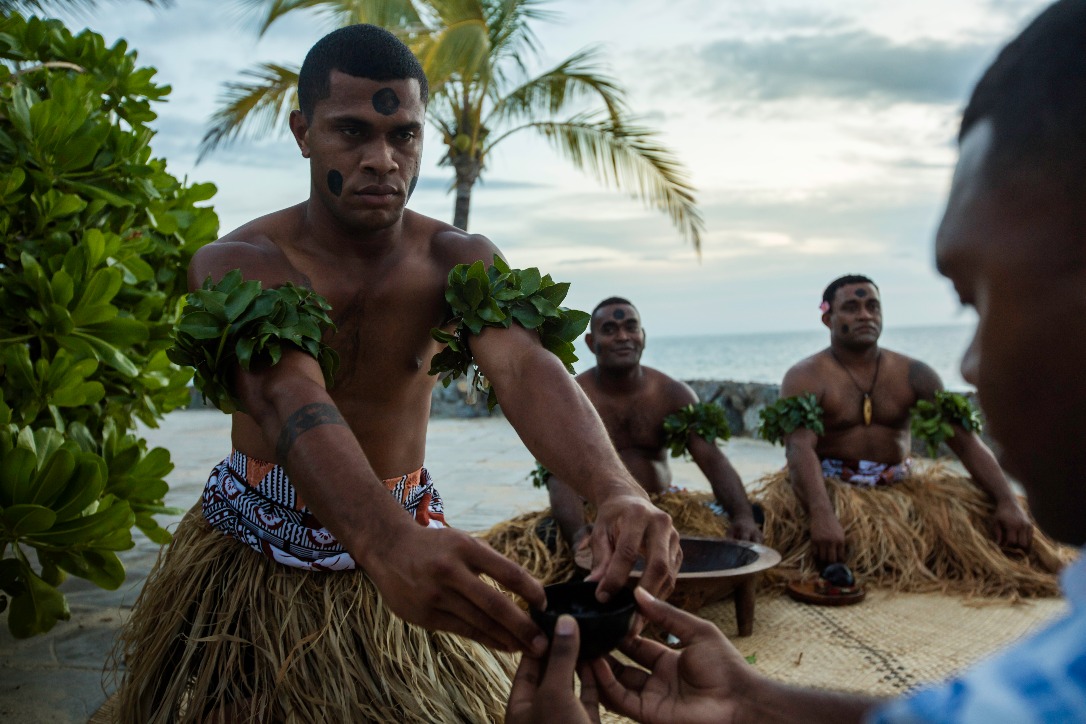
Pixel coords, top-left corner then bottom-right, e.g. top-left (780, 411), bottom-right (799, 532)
top-left (862, 394), bottom-right (873, 426)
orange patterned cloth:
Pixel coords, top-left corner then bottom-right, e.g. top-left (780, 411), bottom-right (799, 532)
top-left (202, 449), bottom-right (447, 570)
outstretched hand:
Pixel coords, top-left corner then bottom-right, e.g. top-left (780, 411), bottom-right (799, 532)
top-left (587, 491), bottom-right (681, 602)
top-left (729, 515), bottom-right (764, 544)
top-left (592, 587), bottom-right (754, 724)
top-left (506, 615), bottom-right (600, 724)
top-left (364, 523), bottom-right (548, 655)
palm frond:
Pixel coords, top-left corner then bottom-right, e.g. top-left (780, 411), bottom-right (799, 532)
top-left (197, 62), bottom-right (299, 162)
top-left (494, 113), bottom-right (704, 252)
top-left (486, 0), bottom-right (552, 63)
top-left (229, 0), bottom-right (427, 38)
top-left (415, 1), bottom-right (490, 93)
top-left (486, 47), bottom-right (627, 128)
top-left (3, 0), bottom-right (169, 12)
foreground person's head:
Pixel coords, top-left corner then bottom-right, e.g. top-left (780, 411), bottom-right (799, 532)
top-left (936, 0), bottom-right (1086, 545)
top-left (821, 274), bottom-right (882, 351)
top-left (290, 25), bottom-right (429, 231)
top-left (586, 297), bottom-right (645, 371)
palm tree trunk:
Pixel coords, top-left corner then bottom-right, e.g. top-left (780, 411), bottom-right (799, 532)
top-left (453, 176), bottom-right (473, 230)
top-left (449, 152), bottom-right (482, 231)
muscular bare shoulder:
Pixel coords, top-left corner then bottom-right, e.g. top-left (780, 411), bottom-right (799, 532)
top-left (780, 351), bottom-right (831, 398)
top-left (901, 352), bottom-right (943, 400)
top-left (424, 215), bottom-right (504, 272)
top-left (647, 368), bottom-right (699, 412)
top-left (188, 205), bottom-right (311, 292)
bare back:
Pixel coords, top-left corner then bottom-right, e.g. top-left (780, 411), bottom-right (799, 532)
top-left (576, 366), bottom-right (697, 494)
top-left (191, 206), bottom-right (495, 479)
top-left (782, 348), bottom-right (938, 464)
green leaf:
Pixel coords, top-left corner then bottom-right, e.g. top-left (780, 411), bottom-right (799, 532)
top-left (7, 563), bottom-right (70, 638)
top-left (2, 505), bottom-right (58, 535)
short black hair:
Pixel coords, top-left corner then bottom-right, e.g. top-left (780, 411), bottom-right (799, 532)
top-left (822, 275), bottom-right (877, 309)
top-left (960, 0), bottom-right (1086, 199)
top-left (298, 24), bottom-right (429, 120)
top-left (592, 297), bottom-right (636, 316)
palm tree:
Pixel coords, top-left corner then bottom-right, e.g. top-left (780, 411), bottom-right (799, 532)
top-left (201, 0), bottom-right (704, 251)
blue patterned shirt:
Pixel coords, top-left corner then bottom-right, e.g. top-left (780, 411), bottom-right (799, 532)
top-left (870, 550), bottom-right (1086, 724)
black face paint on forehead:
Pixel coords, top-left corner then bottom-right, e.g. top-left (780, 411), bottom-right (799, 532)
top-left (855, 288), bottom-right (868, 298)
top-left (327, 169), bottom-right (343, 197)
top-left (613, 309), bottom-right (626, 320)
top-left (407, 174), bottom-right (419, 200)
top-left (372, 88), bottom-right (400, 116)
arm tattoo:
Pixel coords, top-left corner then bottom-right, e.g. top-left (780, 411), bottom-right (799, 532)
top-left (275, 402), bottom-right (349, 464)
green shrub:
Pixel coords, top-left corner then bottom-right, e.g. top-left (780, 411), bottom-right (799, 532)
top-left (0, 13), bottom-right (218, 637)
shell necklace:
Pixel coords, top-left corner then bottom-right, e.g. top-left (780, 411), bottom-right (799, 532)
top-left (830, 350), bottom-right (882, 426)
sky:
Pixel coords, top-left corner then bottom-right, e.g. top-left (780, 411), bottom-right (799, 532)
top-left (47, 0), bottom-right (1053, 336)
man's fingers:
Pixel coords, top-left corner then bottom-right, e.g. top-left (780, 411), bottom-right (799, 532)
top-left (436, 579), bottom-right (543, 654)
top-left (429, 610), bottom-right (515, 652)
top-left (508, 653), bottom-right (543, 709)
top-left (577, 662), bottom-right (601, 714)
top-left (590, 656), bottom-right (645, 718)
top-left (541, 615), bottom-right (581, 687)
top-left (468, 537), bottom-right (547, 611)
top-left (632, 586), bottom-right (715, 647)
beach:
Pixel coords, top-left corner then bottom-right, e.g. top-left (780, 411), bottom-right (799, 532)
top-left (0, 409), bottom-right (787, 723)
top-left (2, 408), bottom-right (1060, 724)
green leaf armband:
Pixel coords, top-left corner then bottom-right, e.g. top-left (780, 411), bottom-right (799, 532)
top-left (757, 393), bottom-right (825, 445)
top-left (529, 461), bottom-right (552, 489)
top-left (662, 402), bottom-right (732, 459)
top-left (910, 390), bottom-right (982, 457)
top-left (428, 255), bottom-right (591, 410)
top-left (166, 270), bottom-right (339, 414)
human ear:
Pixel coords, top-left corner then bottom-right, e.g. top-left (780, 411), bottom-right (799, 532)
top-left (289, 110), bottom-right (311, 158)
top-left (584, 332), bottom-right (594, 350)
top-left (821, 313), bottom-right (832, 330)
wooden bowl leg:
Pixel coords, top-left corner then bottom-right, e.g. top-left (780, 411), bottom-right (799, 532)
top-left (734, 577), bottom-right (756, 637)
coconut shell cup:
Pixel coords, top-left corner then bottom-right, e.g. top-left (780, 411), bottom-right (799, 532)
top-left (531, 581), bottom-right (636, 661)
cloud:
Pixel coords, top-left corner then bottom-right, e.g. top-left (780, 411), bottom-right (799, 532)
top-left (699, 30), bottom-right (995, 106)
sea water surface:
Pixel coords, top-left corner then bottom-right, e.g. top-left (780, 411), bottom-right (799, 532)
top-left (573, 325), bottom-right (975, 391)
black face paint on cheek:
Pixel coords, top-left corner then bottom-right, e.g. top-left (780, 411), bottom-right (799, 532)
top-left (841, 324), bottom-right (850, 334)
top-left (407, 174), bottom-right (419, 200)
top-left (855, 289), bottom-right (867, 298)
top-left (372, 88), bottom-right (400, 116)
top-left (327, 170), bottom-right (343, 197)
top-left (613, 309), bottom-right (626, 320)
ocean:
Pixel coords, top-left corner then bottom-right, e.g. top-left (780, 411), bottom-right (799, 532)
top-left (572, 324), bottom-right (976, 392)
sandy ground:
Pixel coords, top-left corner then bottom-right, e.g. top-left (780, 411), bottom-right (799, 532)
top-left (0, 409), bottom-right (787, 723)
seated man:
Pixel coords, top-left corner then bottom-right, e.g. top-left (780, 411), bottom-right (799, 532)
top-left (549, 297), bottom-right (762, 548)
top-left (484, 298), bottom-right (761, 583)
top-left (757, 275), bottom-right (1067, 597)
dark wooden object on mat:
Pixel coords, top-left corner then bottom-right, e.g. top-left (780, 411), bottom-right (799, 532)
top-left (576, 536), bottom-right (782, 637)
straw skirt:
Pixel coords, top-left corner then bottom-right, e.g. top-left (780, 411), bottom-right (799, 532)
top-left (755, 462), bottom-right (1073, 599)
top-left (110, 506), bottom-right (515, 723)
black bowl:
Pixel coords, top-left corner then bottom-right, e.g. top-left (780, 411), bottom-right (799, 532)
top-left (531, 581), bottom-right (636, 660)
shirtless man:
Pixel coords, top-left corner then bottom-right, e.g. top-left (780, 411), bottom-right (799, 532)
top-left (782, 274), bottom-right (1032, 564)
top-left (547, 297), bottom-right (762, 548)
top-left (116, 24), bottom-right (678, 720)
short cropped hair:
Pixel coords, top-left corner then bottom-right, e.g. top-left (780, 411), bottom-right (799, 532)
top-left (592, 297), bottom-right (636, 316)
top-left (298, 24), bottom-right (429, 120)
top-left (822, 275), bottom-right (877, 309)
top-left (960, 0), bottom-right (1086, 200)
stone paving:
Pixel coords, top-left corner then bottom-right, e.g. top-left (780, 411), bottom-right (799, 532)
top-left (0, 409), bottom-right (786, 723)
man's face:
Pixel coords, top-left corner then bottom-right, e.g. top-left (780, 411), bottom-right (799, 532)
top-left (586, 303), bottom-right (645, 371)
top-left (936, 119), bottom-right (1086, 544)
top-left (824, 283), bottom-right (882, 349)
top-left (290, 71), bottom-right (425, 232)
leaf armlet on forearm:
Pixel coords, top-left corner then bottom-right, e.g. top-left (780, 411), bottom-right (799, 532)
top-left (910, 390), bottom-right (982, 457)
top-left (529, 461), bottom-right (552, 489)
top-left (428, 255), bottom-right (591, 410)
top-left (662, 402), bottom-right (732, 459)
top-left (166, 269), bottom-right (339, 414)
top-left (757, 393), bottom-right (825, 446)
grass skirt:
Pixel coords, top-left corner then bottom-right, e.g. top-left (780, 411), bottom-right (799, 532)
top-left (110, 506), bottom-right (515, 723)
top-left (755, 462), bottom-right (1073, 599)
top-left (477, 491), bottom-right (731, 585)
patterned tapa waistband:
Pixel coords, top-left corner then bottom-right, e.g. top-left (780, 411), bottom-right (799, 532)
top-left (202, 449), bottom-right (448, 571)
top-left (820, 457), bottom-right (912, 488)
